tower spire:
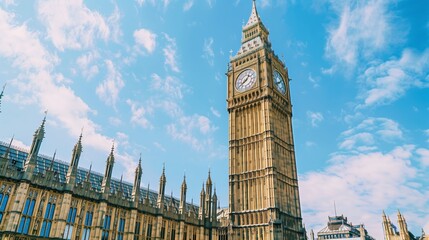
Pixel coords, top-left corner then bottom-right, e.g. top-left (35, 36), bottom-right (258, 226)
top-left (157, 164), bottom-right (166, 209)
top-left (66, 133), bottom-right (83, 185)
top-left (24, 115), bottom-right (47, 175)
top-left (132, 155), bottom-right (143, 203)
top-left (101, 143), bottom-right (115, 194)
top-left (244, 0), bottom-right (261, 29)
top-left (179, 174), bottom-right (187, 214)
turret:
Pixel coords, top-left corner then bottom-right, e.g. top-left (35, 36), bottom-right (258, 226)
top-left (101, 144), bottom-right (115, 194)
top-left (66, 133), bottom-right (83, 185)
top-left (132, 156), bottom-right (143, 202)
top-left (205, 170), bottom-right (212, 218)
top-left (157, 165), bottom-right (166, 209)
top-left (397, 210), bottom-right (410, 240)
top-left (211, 187), bottom-right (218, 223)
top-left (179, 174), bottom-right (187, 214)
top-left (24, 115), bottom-right (46, 175)
top-left (1, 136), bottom-right (13, 169)
top-left (310, 229), bottom-right (315, 240)
top-left (199, 183), bottom-right (205, 220)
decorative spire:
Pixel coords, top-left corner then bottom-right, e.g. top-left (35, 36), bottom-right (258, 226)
top-left (49, 150), bottom-right (56, 171)
top-left (244, 0), bottom-right (261, 29)
top-left (85, 163), bottom-right (92, 182)
top-left (0, 83), bottom-right (5, 113)
top-left (101, 143), bottom-right (115, 194)
top-left (157, 165), bottom-right (167, 209)
top-left (66, 133), bottom-right (83, 185)
top-left (24, 115), bottom-right (47, 174)
top-left (3, 135), bottom-right (14, 159)
top-left (179, 174), bottom-right (187, 214)
top-left (132, 155), bottom-right (143, 202)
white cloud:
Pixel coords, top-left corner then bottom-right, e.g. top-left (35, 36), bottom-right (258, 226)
top-left (76, 51), bottom-right (99, 79)
top-left (163, 34), bottom-right (180, 72)
top-left (308, 73), bottom-right (319, 88)
top-left (1, 0), bottom-right (15, 7)
top-left (183, 0), bottom-right (194, 11)
top-left (261, 0), bottom-right (270, 8)
top-left (109, 117), bottom-right (122, 126)
top-left (154, 142), bottom-right (166, 152)
top-left (306, 141), bottom-right (316, 147)
top-left (325, 1), bottom-right (396, 67)
top-left (417, 148), bottom-right (429, 168)
top-left (207, 0), bottom-right (215, 8)
top-left (167, 115), bottom-right (216, 151)
top-left (151, 74), bottom-right (184, 100)
top-left (202, 37), bottom-right (215, 66)
top-left (359, 48), bottom-right (429, 107)
top-left (134, 28), bottom-right (157, 54)
top-left (339, 117), bottom-right (402, 151)
top-left (126, 99), bottom-right (152, 129)
top-left (0, 7), bottom-right (112, 152)
top-left (37, 0), bottom-right (110, 51)
top-left (210, 107), bottom-right (221, 118)
top-left (96, 60), bottom-right (125, 107)
top-left (426, 129), bottom-right (429, 143)
top-left (301, 145), bottom-right (428, 239)
top-left (307, 111), bottom-right (324, 127)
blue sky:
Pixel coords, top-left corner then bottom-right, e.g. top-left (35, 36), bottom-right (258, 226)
top-left (0, 0), bottom-right (428, 238)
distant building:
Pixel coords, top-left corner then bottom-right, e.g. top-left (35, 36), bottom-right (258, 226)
top-left (383, 211), bottom-right (428, 240)
top-left (310, 215), bottom-right (374, 240)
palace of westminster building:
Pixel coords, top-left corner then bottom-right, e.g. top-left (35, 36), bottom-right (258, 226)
top-left (0, 0), bottom-right (383, 239)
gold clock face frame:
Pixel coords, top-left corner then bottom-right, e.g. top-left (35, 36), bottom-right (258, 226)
top-left (235, 69), bottom-right (257, 92)
top-left (273, 70), bottom-right (286, 94)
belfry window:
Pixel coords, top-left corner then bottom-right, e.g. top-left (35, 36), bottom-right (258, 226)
top-left (117, 218), bottom-right (125, 240)
top-left (40, 202), bottom-right (56, 237)
top-left (0, 192), bottom-right (9, 223)
top-left (17, 198), bottom-right (36, 234)
top-left (63, 207), bottom-right (77, 239)
top-left (81, 211), bottom-right (93, 240)
top-left (101, 214), bottom-right (111, 240)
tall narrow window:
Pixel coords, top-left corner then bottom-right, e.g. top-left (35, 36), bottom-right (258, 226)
top-left (117, 218), bottom-right (125, 240)
top-left (134, 221), bottom-right (140, 240)
top-left (147, 224), bottom-right (152, 238)
top-left (82, 211), bottom-right (93, 240)
top-left (171, 229), bottom-right (176, 240)
top-left (17, 198), bottom-right (36, 234)
top-left (40, 202), bottom-right (56, 237)
top-left (0, 192), bottom-right (9, 223)
top-left (101, 215), bottom-right (111, 240)
top-left (63, 207), bottom-right (77, 239)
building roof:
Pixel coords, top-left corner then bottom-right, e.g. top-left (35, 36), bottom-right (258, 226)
top-left (0, 140), bottom-right (199, 213)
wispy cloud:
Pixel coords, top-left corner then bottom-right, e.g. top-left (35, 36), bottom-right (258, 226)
top-left (163, 33), bottom-right (180, 72)
top-left (134, 28), bottom-right (157, 54)
top-left (210, 107), bottom-right (220, 118)
top-left (325, 1), bottom-right (397, 68)
top-left (307, 111), bottom-right (324, 127)
top-left (37, 0), bottom-right (110, 51)
top-left (183, 0), bottom-right (194, 11)
top-left (206, 0), bottom-right (215, 8)
top-left (126, 99), bottom-right (152, 129)
top-left (339, 117), bottom-right (402, 151)
top-left (96, 60), bottom-right (125, 108)
top-left (151, 73), bottom-right (185, 100)
top-left (358, 48), bottom-right (429, 107)
top-left (202, 37), bottom-right (215, 66)
top-left (76, 51), bottom-right (100, 79)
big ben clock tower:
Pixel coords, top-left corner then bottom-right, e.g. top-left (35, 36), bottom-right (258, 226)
top-left (227, 1), bottom-right (305, 239)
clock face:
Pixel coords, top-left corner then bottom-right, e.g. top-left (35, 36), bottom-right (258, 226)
top-left (273, 70), bottom-right (286, 94)
top-left (235, 69), bottom-right (257, 92)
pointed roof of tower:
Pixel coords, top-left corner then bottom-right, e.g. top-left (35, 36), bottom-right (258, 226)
top-left (206, 169), bottom-right (212, 185)
top-left (35, 112), bottom-right (47, 137)
top-left (182, 174), bottom-right (187, 187)
top-left (244, 0), bottom-right (261, 29)
top-left (3, 135), bottom-right (14, 159)
top-left (85, 163), bottom-right (92, 182)
top-left (49, 150), bottom-right (56, 171)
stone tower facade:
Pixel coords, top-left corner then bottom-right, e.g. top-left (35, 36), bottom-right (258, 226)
top-left (226, 1), bottom-right (305, 239)
top-left (383, 211), bottom-right (428, 240)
